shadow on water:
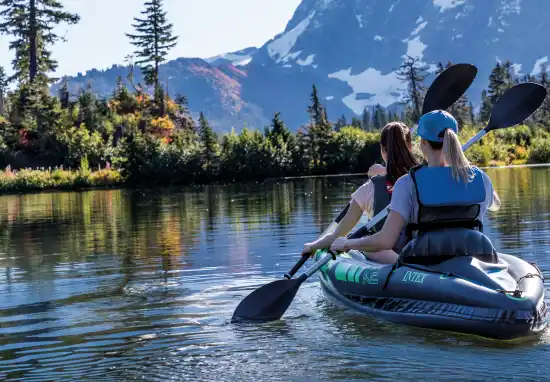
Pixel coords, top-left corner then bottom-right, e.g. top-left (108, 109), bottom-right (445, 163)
top-left (0, 170), bottom-right (549, 380)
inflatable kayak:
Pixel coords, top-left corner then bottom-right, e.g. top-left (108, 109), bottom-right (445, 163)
top-left (315, 228), bottom-right (547, 340)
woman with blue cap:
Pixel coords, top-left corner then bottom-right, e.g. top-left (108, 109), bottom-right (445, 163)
top-left (329, 110), bottom-right (500, 263)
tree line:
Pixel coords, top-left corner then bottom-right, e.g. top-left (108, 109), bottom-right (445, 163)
top-left (0, 0), bottom-right (549, 188)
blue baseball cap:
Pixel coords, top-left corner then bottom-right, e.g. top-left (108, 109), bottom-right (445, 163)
top-left (415, 110), bottom-right (458, 143)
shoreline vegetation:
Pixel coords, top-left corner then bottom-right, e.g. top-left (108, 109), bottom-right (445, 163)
top-left (1, 160), bottom-right (550, 195)
top-left (1, 1), bottom-right (550, 194)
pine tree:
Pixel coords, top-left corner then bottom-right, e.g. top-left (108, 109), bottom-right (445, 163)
top-left (0, 66), bottom-right (7, 115)
top-left (269, 112), bottom-right (292, 144)
top-left (126, 0), bottom-right (178, 96)
top-left (479, 89), bottom-right (492, 123)
top-left (77, 83), bottom-right (97, 130)
top-left (351, 117), bottom-right (362, 128)
top-left (306, 84), bottom-right (332, 170)
top-left (536, 63), bottom-right (550, 123)
top-left (198, 111), bottom-right (218, 163)
top-left (469, 102), bottom-right (476, 126)
top-left (396, 55), bottom-right (428, 122)
top-left (487, 63), bottom-right (506, 105)
top-left (361, 107), bottom-right (370, 131)
top-left (307, 85), bottom-right (327, 126)
top-left (334, 114), bottom-right (346, 131)
top-left (502, 60), bottom-right (518, 87)
top-left (372, 104), bottom-right (387, 130)
top-left (0, 0), bottom-right (80, 85)
top-left (58, 76), bottom-right (70, 109)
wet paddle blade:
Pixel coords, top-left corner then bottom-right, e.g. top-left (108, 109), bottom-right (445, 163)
top-left (422, 63), bottom-right (478, 115)
top-left (486, 82), bottom-right (547, 131)
top-left (231, 276), bottom-right (306, 322)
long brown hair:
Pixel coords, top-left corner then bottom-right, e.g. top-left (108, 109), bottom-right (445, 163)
top-left (380, 122), bottom-right (419, 184)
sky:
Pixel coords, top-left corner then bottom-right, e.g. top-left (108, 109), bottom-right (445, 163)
top-left (0, 0), bottom-right (301, 77)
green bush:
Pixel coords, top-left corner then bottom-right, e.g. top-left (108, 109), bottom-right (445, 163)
top-left (466, 145), bottom-right (491, 167)
top-left (528, 138), bottom-right (550, 164)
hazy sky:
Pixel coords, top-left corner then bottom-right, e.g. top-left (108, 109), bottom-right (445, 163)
top-left (0, 0), bottom-right (301, 77)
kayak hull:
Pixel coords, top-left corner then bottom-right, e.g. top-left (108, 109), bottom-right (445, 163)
top-left (315, 250), bottom-right (547, 340)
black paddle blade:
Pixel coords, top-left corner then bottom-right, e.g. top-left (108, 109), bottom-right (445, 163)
top-left (422, 63), bottom-right (478, 115)
top-left (231, 275), bottom-right (306, 322)
top-left (486, 82), bottom-right (547, 131)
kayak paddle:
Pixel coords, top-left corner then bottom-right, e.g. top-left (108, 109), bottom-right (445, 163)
top-left (231, 82), bottom-right (546, 323)
top-left (231, 63), bottom-right (478, 323)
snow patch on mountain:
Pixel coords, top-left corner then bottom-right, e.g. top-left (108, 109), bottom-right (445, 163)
top-left (500, 0), bottom-right (521, 17)
top-left (297, 54), bottom-right (316, 66)
top-left (531, 56), bottom-right (549, 75)
top-left (267, 11), bottom-right (316, 63)
top-left (433, 0), bottom-right (466, 12)
top-left (412, 21), bottom-right (428, 36)
top-left (404, 37), bottom-right (427, 58)
top-left (356, 14), bottom-right (363, 28)
top-left (328, 68), bottom-right (403, 114)
top-left (206, 50), bottom-right (256, 67)
top-left (281, 50), bottom-right (303, 63)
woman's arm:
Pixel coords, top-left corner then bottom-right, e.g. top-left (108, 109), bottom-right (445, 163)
top-left (368, 163), bottom-right (386, 177)
top-left (302, 199), bottom-right (363, 255)
top-left (330, 211), bottom-right (406, 253)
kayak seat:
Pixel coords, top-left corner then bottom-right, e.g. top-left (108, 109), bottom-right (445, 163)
top-left (399, 227), bottom-right (498, 265)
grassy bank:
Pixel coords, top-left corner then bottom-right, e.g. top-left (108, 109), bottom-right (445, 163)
top-left (0, 159), bottom-right (123, 193)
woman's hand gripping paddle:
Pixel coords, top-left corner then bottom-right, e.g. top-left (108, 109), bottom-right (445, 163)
top-left (231, 63), bottom-right (479, 323)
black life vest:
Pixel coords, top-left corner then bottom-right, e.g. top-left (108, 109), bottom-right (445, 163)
top-left (370, 175), bottom-right (391, 233)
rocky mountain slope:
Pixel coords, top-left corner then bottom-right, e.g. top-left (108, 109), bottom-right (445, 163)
top-left (52, 0), bottom-right (550, 131)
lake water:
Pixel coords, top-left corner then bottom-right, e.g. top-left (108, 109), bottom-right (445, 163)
top-left (1, 167), bottom-right (550, 381)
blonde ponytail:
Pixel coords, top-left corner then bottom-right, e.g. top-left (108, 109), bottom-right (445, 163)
top-left (442, 129), bottom-right (474, 183)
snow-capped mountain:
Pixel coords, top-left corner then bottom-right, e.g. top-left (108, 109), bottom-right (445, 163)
top-left (243, 0), bottom-right (549, 128)
top-left (53, 0), bottom-right (550, 131)
top-left (205, 47), bottom-right (258, 67)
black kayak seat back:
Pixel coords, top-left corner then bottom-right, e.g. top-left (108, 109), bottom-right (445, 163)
top-left (399, 227), bottom-right (498, 264)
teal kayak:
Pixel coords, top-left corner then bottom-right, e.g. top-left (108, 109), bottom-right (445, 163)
top-left (314, 243), bottom-right (547, 340)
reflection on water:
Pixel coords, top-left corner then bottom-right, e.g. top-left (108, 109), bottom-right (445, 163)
top-left (0, 168), bottom-right (549, 380)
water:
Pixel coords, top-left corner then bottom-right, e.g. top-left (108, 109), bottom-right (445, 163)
top-left (0, 167), bottom-right (550, 381)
